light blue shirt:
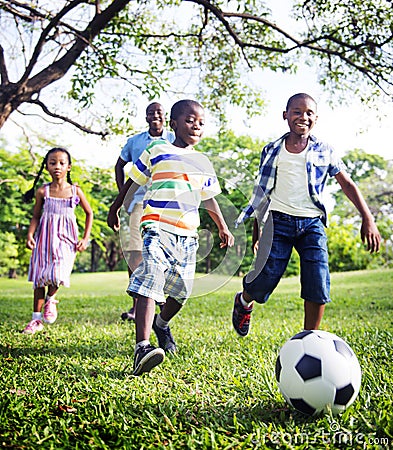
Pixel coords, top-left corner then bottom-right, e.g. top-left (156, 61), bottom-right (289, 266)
top-left (120, 129), bottom-right (175, 212)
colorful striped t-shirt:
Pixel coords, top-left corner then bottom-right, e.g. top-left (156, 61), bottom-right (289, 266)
top-left (129, 140), bottom-right (221, 236)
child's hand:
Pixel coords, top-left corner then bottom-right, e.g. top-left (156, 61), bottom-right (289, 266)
top-left (76, 238), bottom-right (89, 252)
top-left (219, 228), bottom-right (235, 248)
top-left (26, 236), bottom-right (36, 250)
top-left (107, 206), bottom-right (120, 232)
top-left (361, 220), bottom-right (381, 253)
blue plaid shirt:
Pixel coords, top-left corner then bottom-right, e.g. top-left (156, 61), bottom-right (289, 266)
top-left (236, 133), bottom-right (346, 227)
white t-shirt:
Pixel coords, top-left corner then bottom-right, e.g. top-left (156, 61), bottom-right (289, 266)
top-left (269, 144), bottom-right (322, 217)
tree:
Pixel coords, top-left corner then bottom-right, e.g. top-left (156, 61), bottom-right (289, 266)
top-left (0, 144), bottom-right (36, 276)
top-left (0, 0), bottom-right (392, 137)
top-left (195, 131), bottom-right (263, 275)
top-left (330, 149), bottom-right (392, 269)
top-left (331, 149), bottom-right (388, 219)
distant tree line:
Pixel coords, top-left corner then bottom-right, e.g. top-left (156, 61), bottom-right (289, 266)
top-left (0, 135), bottom-right (391, 279)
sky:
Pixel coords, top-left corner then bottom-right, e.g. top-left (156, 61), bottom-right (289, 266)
top-left (2, 0), bottom-right (392, 168)
top-left (60, 68), bottom-right (393, 168)
top-left (225, 67), bottom-right (393, 161)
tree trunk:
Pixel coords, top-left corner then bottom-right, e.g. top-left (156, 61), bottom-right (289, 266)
top-left (8, 268), bottom-right (17, 279)
top-left (0, 0), bottom-right (132, 128)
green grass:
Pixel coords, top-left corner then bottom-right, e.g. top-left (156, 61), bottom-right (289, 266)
top-left (0, 269), bottom-right (392, 449)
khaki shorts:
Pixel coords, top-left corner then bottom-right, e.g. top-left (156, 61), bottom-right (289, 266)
top-left (122, 202), bottom-right (143, 252)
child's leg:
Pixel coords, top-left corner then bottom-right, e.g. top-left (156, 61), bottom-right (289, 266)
top-left (133, 294), bottom-right (165, 376)
top-left (243, 212), bottom-right (293, 304)
top-left (135, 295), bottom-right (156, 344)
top-left (47, 285), bottom-right (59, 298)
top-left (43, 285), bottom-right (59, 324)
top-left (33, 287), bottom-right (46, 313)
top-left (304, 301), bottom-right (325, 330)
top-left (233, 212), bottom-right (294, 337)
top-left (153, 297), bottom-right (181, 353)
top-left (241, 290), bottom-right (254, 303)
top-left (23, 288), bottom-right (46, 333)
top-left (296, 217), bottom-right (330, 330)
top-left (159, 297), bottom-right (182, 322)
top-left (126, 251), bottom-right (142, 313)
top-left (123, 205), bottom-right (144, 318)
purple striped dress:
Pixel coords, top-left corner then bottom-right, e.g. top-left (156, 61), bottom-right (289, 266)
top-left (28, 183), bottom-right (80, 289)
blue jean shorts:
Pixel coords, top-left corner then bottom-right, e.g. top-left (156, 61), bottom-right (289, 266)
top-left (243, 211), bottom-right (331, 305)
top-left (127, 227), bottom-right (198, 305)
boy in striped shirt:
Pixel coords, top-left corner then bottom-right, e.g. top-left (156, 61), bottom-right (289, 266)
top-left (108, 99), bottom-right (234, 375)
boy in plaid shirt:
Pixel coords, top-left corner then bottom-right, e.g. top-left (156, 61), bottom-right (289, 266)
top-left (232, 93), bottom-right (381, 336)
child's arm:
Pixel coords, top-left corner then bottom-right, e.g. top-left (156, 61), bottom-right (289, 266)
top-left (203, 198), bottom-right (234, 248)
top-left (335, 171), bottom-right (381, 253)
top-left (252, 218), bottom-right (260, 254)
top-left (107, 178), bottom-right (140, 231)
top-left (75, 187), bottom-right (93, 252)
top-left (26, 187), bottom-right (45, 250)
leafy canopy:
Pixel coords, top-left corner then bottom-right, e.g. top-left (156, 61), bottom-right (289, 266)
top-left (0, 0), bottom-right (392, 137)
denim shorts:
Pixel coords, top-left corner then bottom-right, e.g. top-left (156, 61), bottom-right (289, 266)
top-left (243, 211), bottom-right (331, 305)
top-left (127, 227), bottom-right (198, 304)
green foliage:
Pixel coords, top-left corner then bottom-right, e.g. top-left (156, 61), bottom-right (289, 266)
top-left (330, 148), bottom-right (393, 268)
top-left (84, 1), bottom-right (272, 128)
top-left (2, 1), bottom-right (392, 135)
top-left (340, 149), bottom-right (387, 183)
top-left (0, 269), bottom-right (392, 448)
top-left (297, 0), bottom-right (393, 103)
top-left (326, 220), bottom-right (373, 272)
top-left (0, 146), bottom-right (39, 275)
top-left (195, 132), bottom-right (264, 275)
top-left (0, 232), bottom-right (19, 276)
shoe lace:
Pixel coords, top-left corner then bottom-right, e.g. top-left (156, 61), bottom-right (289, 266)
top-left (238, 311), bottom-right (251, 329)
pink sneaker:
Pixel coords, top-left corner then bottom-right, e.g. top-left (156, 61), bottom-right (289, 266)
top-left (43, 298), bottom-right (59, 324)
top-left (23, 319), bottom-right (44, 334)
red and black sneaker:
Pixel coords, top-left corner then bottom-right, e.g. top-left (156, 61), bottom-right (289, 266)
top-left (232, 292), bottom-right (254, 337)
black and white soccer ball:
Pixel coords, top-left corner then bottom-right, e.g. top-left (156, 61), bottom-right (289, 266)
top-left (275, 330), bottom-right (362, 415)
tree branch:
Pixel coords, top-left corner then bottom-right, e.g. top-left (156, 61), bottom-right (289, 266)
top-left (0, 45), bottom-right (9, 84)
top-left (187, 0), bottom-right (392, 95)
top-left (21, 0), bottom-right (85, 84)
top-left (25, 0), bottom-right (132, 94)
top-left (28, 98), bottom-right (108, 138)
top-left (186, 0), bottom-right (245, 48)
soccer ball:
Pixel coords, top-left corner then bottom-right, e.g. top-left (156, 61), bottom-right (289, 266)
top-left (275, 330), bottom-right (362, 415)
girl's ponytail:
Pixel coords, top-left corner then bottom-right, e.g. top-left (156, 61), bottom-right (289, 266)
top-left (22, 159), bottom-right (46, 203)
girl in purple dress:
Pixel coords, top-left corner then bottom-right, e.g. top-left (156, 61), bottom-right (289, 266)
top-left (22, 147), bottom-right (93, 334)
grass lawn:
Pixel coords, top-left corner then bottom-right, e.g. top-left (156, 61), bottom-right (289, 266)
top-left (0, 269), bottom-right (392, 449)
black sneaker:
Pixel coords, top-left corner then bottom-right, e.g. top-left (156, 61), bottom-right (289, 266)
top-left (133, 344), bottom-right (165, 376)
top-left (152, 315), bottom-right (177, 353)
top-left (121, 307), bottom-right (135, 321)
top-left (232, 292), bottom-right (254, 337)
